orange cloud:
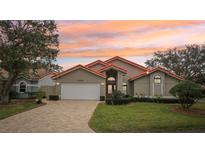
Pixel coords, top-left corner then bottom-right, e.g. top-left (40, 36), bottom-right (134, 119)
top-left (58, 47), bottom-right (169, 58)
top-left (58, 20), bottom-right (205, 36)
top-left (58, 20), bottom-right (205, 58)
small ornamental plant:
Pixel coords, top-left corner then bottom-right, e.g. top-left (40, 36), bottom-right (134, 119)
top-left (36, 89), bottom-right (45, 104)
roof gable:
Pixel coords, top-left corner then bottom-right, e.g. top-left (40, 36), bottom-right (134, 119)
top-left (99, 64), bottom-right (127, 73)
top-left (52, 65), bottom-right (106, 79)
top-left (105, 56), bottom-right (148, 71)
top-left (129, 66), bottom-right (184, 81)
top-left (85, 60), bottom-right (107, 68)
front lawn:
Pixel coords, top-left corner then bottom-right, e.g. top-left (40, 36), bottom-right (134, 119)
top-left (0, 101), bottom-right (44, 120)
top-left (89, 103), bottom-right (205, 132)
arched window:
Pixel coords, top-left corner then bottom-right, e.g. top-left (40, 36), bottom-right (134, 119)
top-left (19, 82), bottom-right (27, 93)
top-left (107, 77), bottom-right (115, 81)
top-left (154, 75), bottom-right (161, 84)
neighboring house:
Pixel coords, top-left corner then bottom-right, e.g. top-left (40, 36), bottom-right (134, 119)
top-left (11, 77), bottom-right (39, 98)
top-left (0, 56), bottom-right (183, 100)
top-left (0, 69), bottom-right (50, 98)
top-left (43, 56), bottom-right (183, 100)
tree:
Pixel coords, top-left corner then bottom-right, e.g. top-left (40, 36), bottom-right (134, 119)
top-left (170, 80), bottom-right (204, 110)
top-left (145, 44), bottom-right (205, 85)
top-left (0, 20), bottom-right (61, 103)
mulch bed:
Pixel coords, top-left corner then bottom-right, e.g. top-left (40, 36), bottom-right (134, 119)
top-left (172, 107), bottom-right (205, 116)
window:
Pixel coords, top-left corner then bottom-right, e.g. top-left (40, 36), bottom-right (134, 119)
top-left (108, 85), bottom-right (113, 94)
top-left (154, 75), bottom-right (161, 84)
top-left (19, 82), bottom-right (26, 93)
top-left (107, 77), bottom-right (115, 81)
top-left (122, 82), bottom-right (127, 94)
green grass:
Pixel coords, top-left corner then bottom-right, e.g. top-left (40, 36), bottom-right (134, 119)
top-left (0, 101), bottom-right (43, 120)
top-left (89, 102), bottom-right (205, 132)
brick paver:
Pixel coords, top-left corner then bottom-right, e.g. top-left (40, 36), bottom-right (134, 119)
top-left (0, 100), bottom-right (98, 133)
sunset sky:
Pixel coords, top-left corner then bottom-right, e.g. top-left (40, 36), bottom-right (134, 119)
top-left (56, 20), bottom-right (205, 70)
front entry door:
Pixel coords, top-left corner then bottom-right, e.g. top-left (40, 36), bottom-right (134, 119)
top-left (107, 84), bottom-right (116, 97)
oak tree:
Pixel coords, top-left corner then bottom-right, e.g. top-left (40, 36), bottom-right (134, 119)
top-left (0, 20), bottom-right (60, 103)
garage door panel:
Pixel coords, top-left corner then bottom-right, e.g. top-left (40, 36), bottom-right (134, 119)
top-left (61, 83), bottom-right (100, 100)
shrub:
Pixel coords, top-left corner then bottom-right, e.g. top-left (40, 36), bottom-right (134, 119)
top-left (170, 80), bottom-right (205, 110)
top-left (49, 95), bottom-right (59, 100)
top-left (109, 90), bottom-right (131, 105)
top-left (105, 98), bottom-right (112, 104)
top-left (100, 96), bottom-right (105, 101)
top-left (112, 90), bottom-right (124, 105)
top-left (125, 94), bottom-right (131, 98)
top-left (27, 92), bottom-right (37, 99)
top-left (9, 91), bottom-right (19, 99)
top-left (131, 97), bottom-right (179, 103)
top-left (112, 90), bottom-right (125, 99)
top-left (36, 89), bottom-right (45, 104)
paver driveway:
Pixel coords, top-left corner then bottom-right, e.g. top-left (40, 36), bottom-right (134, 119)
top-left (0, 100), bottom-right (98, 133)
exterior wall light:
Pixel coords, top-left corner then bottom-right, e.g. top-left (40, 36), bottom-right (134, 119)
top-left (56, 82), bottom-right (60, 85)
top-left (101, 82), bottom-right (105, 85)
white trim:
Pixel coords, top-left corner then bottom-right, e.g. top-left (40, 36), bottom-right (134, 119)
top-left (19, 81), bottom-right (27, 93)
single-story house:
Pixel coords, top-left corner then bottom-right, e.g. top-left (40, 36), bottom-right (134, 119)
top-left (0, 56), bottom-right (183, 100)
top-left (0, 69), bottom-right (50, 98)
top-left (40, 56), bottom-right (183, 100)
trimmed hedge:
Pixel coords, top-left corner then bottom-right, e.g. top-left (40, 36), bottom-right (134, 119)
top-left (9, 91), bottom-right (37, 99)
top-left (49, 95), bottom-right (59, 100)
top-left (106, 97), bottom-right (132, 105)
top-left (131, 97), bottom-right (180, 104)
top-left (106, 97), bottom-right (180, 105)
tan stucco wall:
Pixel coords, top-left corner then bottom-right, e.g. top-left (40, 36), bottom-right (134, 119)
top-left (107, 59), bottom-right (145, 77)
top-left (129, 81), bottom-right (134, 96)
top-left (88, 63), bottom-right (105, 71)
top-left (133, 71), bottom-right (180, 97)
top-left (55, 68), bottom-right (105, 96)
top-left (165, 75), bottom-right (180, 96)
top-left (116, 71), bottom-right (130, 95)
top-left (117, 71), bottom-right (123, 92)
top-left (41, 86), bottom-right (56, 98)
top-left (133, 75), bottom-right (150, 96)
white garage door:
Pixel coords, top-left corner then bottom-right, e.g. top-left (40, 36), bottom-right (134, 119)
top-left (61, 83), bottom-right (100, 100)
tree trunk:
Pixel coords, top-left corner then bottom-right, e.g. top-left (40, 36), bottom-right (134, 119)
top-left (1, 94), bottom-right (9, 104)
top-left (0, 73), bottom-right (18, 104)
